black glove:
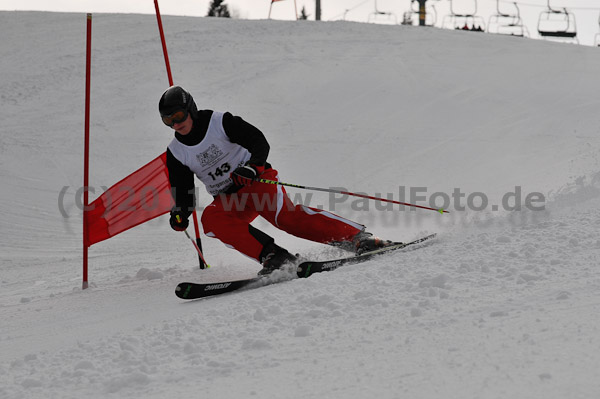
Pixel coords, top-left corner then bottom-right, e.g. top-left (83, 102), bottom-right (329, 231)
top-left (231, 163), bottom-right (264, 187)
top-left (169, 209), bottom-right (190, 232)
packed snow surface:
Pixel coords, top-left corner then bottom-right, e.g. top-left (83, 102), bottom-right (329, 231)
top-left (1, 11), bottom-right (600, 399)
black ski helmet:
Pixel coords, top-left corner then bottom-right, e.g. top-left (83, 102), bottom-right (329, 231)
top-left (158, 85), bottom-right (198, 119)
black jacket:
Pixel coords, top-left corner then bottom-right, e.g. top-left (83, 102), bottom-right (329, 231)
top-left (166, 110), bottom-right (270, 213)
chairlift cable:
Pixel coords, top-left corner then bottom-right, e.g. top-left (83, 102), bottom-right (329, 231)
top-left (499, 0), bottom-right (600, 10)
top-left (328, 0), bottom-right (372, 21)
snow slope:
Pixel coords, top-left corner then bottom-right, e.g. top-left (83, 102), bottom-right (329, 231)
top-left (1, 11), bottom-right (600, 399)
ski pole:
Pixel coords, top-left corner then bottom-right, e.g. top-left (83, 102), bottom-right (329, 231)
top-left (190, 211), bottom-right (206, 269)
top-left (176, 215), bottom-right (210, 268)
top-left (254, 178), bottom-right (448, 214)
top-left (183, 229), bottom-right (210, 268)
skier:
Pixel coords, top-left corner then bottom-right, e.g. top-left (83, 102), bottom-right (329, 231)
top-left (160, 85), bottom-right (395, 275)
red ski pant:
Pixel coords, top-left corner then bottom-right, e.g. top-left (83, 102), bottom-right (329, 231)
top-left (201, 168), bottom-right (363, 262)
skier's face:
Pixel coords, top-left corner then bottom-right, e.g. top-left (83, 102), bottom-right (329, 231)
top-left (172, 113), bottom-right (193, 135)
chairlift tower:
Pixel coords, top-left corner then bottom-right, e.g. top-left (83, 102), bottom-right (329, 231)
top-left (315, 0), bottom-right (321, 21)
top-left (402, 0), bottom-right (439, 27)
top-left (537, 0), bottom-right (578, 44)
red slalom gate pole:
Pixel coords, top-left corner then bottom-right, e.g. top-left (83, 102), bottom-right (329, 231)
top-left (83, 13), bottom-right (93, 289)
top-left (255, 178), bottom-right (449, 214)
top-left (154, 0), bottom-right (206, 268)
top-left (154, 0), bottom-right (173, 86)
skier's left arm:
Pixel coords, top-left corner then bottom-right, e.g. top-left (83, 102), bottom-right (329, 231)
top-left (224, 112), bottom-right (270, 185)
top-left (223, 112), bottom-right (270, 166)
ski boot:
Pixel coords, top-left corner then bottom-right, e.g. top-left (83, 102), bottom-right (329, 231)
top-left (258, 242), bottom-right (298, 275)
top-left (352, 231), bottom-right (399, 255)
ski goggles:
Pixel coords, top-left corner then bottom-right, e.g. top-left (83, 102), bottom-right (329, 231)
top-left (161, 109), bottom-right (189, 127)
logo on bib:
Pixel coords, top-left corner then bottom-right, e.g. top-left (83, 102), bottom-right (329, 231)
top-left (196, 144), bottom-right (224, 167)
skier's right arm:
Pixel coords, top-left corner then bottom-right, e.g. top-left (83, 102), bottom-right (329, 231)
top-left (166, 148), bottom-right (196, 218)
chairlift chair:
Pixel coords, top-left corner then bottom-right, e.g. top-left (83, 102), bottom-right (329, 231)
top-left (401, 10), bottom-right (413, 25)
top-left (442, 0), bottom-right (485, 32)
top-left (595, 13), bottom-right (600, 47)
top-left (537, 0), bottom-right (577, 43)
top-left (488, 0), bottom-right (529, 37)
top-left (267, 0), bottom-right (298, 20)
top-left (368, 0), bottom-right (398, 24)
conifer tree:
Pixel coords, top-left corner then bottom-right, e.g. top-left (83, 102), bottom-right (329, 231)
top-left (299, 6), bottom-right (309, 20)
top-left (207, 0), bottom-right (231, 18)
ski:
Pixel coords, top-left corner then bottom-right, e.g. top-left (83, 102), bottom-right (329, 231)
top-left (175, 233), bottom-right (436, 300)
top-left (296, 233), bottom-right (436, 277)
top-left (176, 276), bottom-right (267, 300)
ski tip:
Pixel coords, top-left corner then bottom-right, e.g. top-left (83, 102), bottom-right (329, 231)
top-left (175, 282), bottom-right (193, 299)
top-left (296, 263), bottom-right (312, 278)
top-left (438, 208), bottom-right (449, 214)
